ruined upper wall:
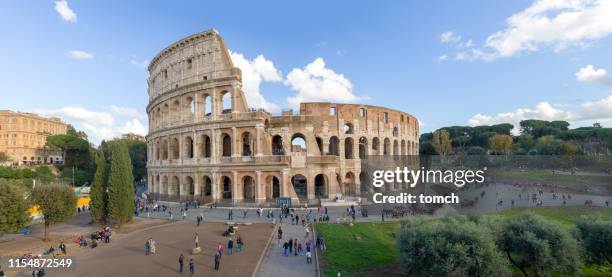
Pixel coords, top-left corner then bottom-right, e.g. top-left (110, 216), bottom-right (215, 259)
top-left (147, 29), bottom-right (240, 100)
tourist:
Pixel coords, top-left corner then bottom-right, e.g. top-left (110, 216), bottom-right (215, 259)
top-left (214, 251), bottom-right (221, 271)
top-left (306, 250), bottom-right (312, 264)
top-left (293, 238), bottom-right (298, 256)
top-left (178, 254), bottom-right (184, 273)
top-left (58, 241), bottom-right (66, 255)
top-left (243, 209), bottom-right (248, 218)
top-left (277, 227), bottom-right (283, 247)
top-left (236, 235), bottom-right (244, 252)
top-left (182, 210), bottom-right (187, 220)
top-left (227, 238), bottom-right (234, 255)
top-left (189, 258), bottom-right (194, 277)
top-left (194, 233), bottom-right (199, 248)
top-left (145, 239), bottom-right (151, 255)
top-left (217, 242), bottom-right (223, 256)
top-left (283, 241), bottom-right (289, 256)
top-left (228, 209), bottom-right (233, 220)
top-left (305, 226), bottom-right (310, 239)
top-left (288, 238), bottom-right (293, 254)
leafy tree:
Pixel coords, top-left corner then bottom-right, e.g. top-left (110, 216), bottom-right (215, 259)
top-left (31, 184), bottom-right (76, 241)
top-left (432, 130), bottom-right (452, 156)
top-left (398, 215), bottom-right (510, 276)
top-left (66, 124), bottom-right (88, 140)
top-left (419, 141), bottom-right (437, 155)
top-left (561, 142), bottom-right (578, 155)
top-left (0, 180), bottom-right (30, 235)
top-left (535, 135), bottom-right (563, 155)
top-left (489, 134), bottom-right (513, 155)
top-left (90, 151), bottom-right (108, 223)
top-left (574, 217), bottom-right (612, 264)
top-left (46, 134), bottom-right (90, 169)
top-left (126, 141), bottom-right (147, 181)
top-left (516, 134), bottom-right (535, 152)
top-left (498, 213), bottom-right (581, 277)
top-left (107, 141), bottom-right (134, 226)
top-left (34, 166), bottom-right (55, 183)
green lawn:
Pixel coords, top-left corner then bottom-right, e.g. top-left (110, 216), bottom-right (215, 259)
top-left (317, 206), bottom-right (612, 277)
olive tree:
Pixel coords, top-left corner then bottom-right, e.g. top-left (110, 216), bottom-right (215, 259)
top-left (31, 184), bottom-right (76, 241)
top-left (574, 217), bottom-right (612, 264)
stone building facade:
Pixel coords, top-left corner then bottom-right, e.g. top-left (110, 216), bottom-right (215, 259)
top-left (0, 110), bottom-right (67, 165)
top-left (146, 29), bottom-right (419, 205)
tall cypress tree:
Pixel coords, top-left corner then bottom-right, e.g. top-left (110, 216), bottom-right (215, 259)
top-left (90, 149), bottom-right (108, 223)
top-left (107, 141), bottom-right (134, 226)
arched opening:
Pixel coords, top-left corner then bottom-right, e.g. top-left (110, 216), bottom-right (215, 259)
top-left (291, 174), bottom-right (307, 199)
top-left (203, 94), bottom-right (212, 116)
top-left (243, 176), bottom-right (255, 201)
top-left (186, 96), bottom-right (195, 115)
top-left (401, 140), bottom-right (406, 155)
top-left (156, 142), bottom-right (161, 160)
top-left (372, 137), bottom-right (380, 155)
top-left (344, 137), bottom-right (354, 159)
top-left (383, 138), bottom-right (391, 156)
top-left (202, 176), bottom-right (212, 196)
top-left (272, 135), bottom-right (285, 155)
top-left (291, 133), bottom-right (306, 153)
top-left (272, 176), bottom-right (280, 199)
top-left (345, 172), bottom-right (356, 196)
top-left (393, 127), bottom-right (399, 137)
top-left (185, 176), bottom-right (195, 201)
top-left (221, 91), bottom-right (232, 114)
top-left (393, 140), bottom-right (399, 156)
top-left (359, 137), bottom-right (368, 159)
top-left (162, 103), bottom-right (169, 124)
top-left (316, 137), bottom-right (324, 155)
top-left (184, 136), bottom-right (194, 158)
top-left (343, 123), bottom-right (354, 134)
top-left (222, 176), bottom-right (232, 199)
top-left (171, 138), bottom-right (180, 159)
top-left (171, 100), bottom-right (180, 122)
top-left (329, 136), bottom-right (340, 156)
top-left (201, 135), bottom-right (211, 158)
top-left (241, 132), bottom-right (253, 156)
top-left (162, 140), bottom-right (169, 160)
top-left (314, 174), bottom-right (328, 198)
top-left (359, 172), bottom-right (367, 193)
top-left (222, 133), bottom-right (232, 157)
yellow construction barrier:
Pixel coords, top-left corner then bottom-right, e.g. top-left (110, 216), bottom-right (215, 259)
top-left (28, 196), bottom-right (91, 217)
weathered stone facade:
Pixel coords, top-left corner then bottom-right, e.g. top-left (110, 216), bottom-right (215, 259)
top-left (146, 29), bottom-right (419, 205)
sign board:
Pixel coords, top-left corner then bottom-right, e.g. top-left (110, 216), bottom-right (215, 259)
top-left (275, 197), bottom-right (291, 208)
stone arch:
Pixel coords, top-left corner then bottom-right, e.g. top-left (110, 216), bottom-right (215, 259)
top-left (171, 137), bottom-right (180, 159)
top-left (222, 176), bottom-right (232, 199)
top-left (383, 138), bottom-right (391, 156)
top-left (344, 137), bottom-right (354, 159)
top-left (343, 123), bottom-right (354, 134)
top-left (291, 133), bottom-right (307, 153)
top-left (155, 141), bottom-right (161, 160)
top-left (291, 174), bottom-right (307, 199)
top-left (272, 135), bottom-right (285, 155)
top-left (202, 176), bottom-right (212, 196)
top-left (243, 175), bottom-right (255, 201)
top-left (241, 131), bottom-right (253, 156)
top-left (162, 103), bottom-right (169, 124)
top-left (185, 95), bottom-right (195, 116)
top-left (372, 137), bottom-right (380, 155)
top-left (345, 172), bottom-right (356, 196)
top-left (315, 136), bottom-right (324, 155)
top-left (161, 139), bottom-right (169, 160)
top-left (200, 134), bottom-right (211, 158)
top-left (184, 176), bottom-right (195, 200)
top-left (393, 127), bottom-right (399, 137)
top-left (221, 133), bottom-right (232, 157)
top-left (203, 93), bottom-right (212, 116)
top-left (359, 171), bottom-right (367, 193)
top-left (401, 140), bottom-right (406, 155)
top-left (329, 136), bottom-right (340, 156)
top-left (265, 175), bottom-right (281, 200)
top-left (221, 91), bottom-right (232, 113)
top-left (359, 137), bottom-right (368, 159)
top-left (314, 174), bottom-right (328, 198)
top-left (184, 136), bottom-right (194, 158)
top-left (171, 99), bottom-right (180, 122)
top-left (393, 140), bottom-right (399, 156)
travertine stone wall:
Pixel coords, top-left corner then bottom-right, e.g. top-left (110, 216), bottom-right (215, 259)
top-left (146, 29), bottom-right (419, 206)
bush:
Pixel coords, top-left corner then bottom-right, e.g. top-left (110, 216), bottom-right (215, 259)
top-left (498, 212), bottom-right (581, 276)
top-left (397, 215), bottom-right (510, 277)
top-left (574, 217), bottom-right (612, 264)
top-left (0, 180), bottom-right (30, 234)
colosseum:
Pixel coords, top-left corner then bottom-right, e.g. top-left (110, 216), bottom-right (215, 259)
top-left (146, 29), bottom-right (419, 206)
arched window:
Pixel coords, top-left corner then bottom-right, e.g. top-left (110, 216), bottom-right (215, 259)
top-left (359, 137), bottom-right (368, 159)
top-left (184, 136), bottom-right (194, 158)
top-left (272, 135), bottom-right (285, 155)
top-left (344, 137), bottom-right (354, 159)
top-left (372, 137), bottom-right (380, 155)
top-left (383, 138), bottom-right (391, 156)
top-left (315, 174), bottom-right (327, 198)
top-left (222, 176), bottom-right (232, 199)
top-left (171, 138), bottom-right (180, 159)
top-left (201, 135), bottom-right (211, 158)
top-left (221, 91), bottom-right (232, 114)
top-left (203, 94), bottom-right (212, 116)
top-left (329, 136), bottom-right (340, 156)
top-left (291, 134), bottom-right (306, 153)
top-left (222, 133), bottom-right (232, 157)
top-left (343, 123), bottom-right (354, 134)
top-left (393, 127), bottom-right (399, 137)
top-left (242, 132), bottom-right (253, 156)
top-left (291, 174), bottom-right (307, 199)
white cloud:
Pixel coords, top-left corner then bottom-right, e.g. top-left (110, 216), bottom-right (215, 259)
top-left (468, 94), bottom-right (612, 131)
top-left (35, 106), bottom-right (147, 145)
top-left (447, 0), bottom-right (612, 61)
top-left (285, 58), bottom-right (360, 109)
top-left (54, 0), bottom-right (77, 23)
top-left (437, 54), bottom-right (448, 62)
top-left (229, 51), bottom-right (282, 113)
top-left (440, 31), bottom-right (462, 43)
top-left (130, 59), bottom-right (150, 68)
top-left (68, 50), bottom-right (93, 60)
top-left (111, 105), bottom-right (145, 119)
top-left (575, 65), bottom-right (612, 84)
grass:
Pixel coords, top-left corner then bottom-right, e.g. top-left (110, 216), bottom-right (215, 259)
top-left (317, 206), bottom-right (612, 277)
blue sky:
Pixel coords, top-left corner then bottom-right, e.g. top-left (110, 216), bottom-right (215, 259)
top-left (1, 0), bottom-right (611, 144)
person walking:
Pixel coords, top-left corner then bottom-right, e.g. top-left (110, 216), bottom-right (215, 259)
top-left (227, 238), bottom-right (234, 256)
top-left (236, 235), bottom-right (244, 252)
top-left (178, 254), bottom-right (184, 273)
top-left (217, 242), bottom-right (223, 256)
top-left (214, 251), bottom-right (221, 271)
top-left (188, 258), bottom-right (194, 277)
top-left (194, 233), bottom-right (199, 248)
top-left (283, 241), bottom-right (289, 257)
top-left (288, 238), bottom-right (293, 254)
top-left (145, 239), bottom-right (151, 255)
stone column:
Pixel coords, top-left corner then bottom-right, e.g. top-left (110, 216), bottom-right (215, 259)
top-left (255, 171), bottom-right (265, 203)
top-left (212, 172), bottom-right (221, 201)
top-left (232, 171), bottom-right (240, 203)
top-left (281, 169), bottom-right (289, 198)
top-left (231, 127), bottom-right (239, 158)
top-left (255, 125), bottom-right (263, 157)
top-left (307, 172), bottom-right (315, 201)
